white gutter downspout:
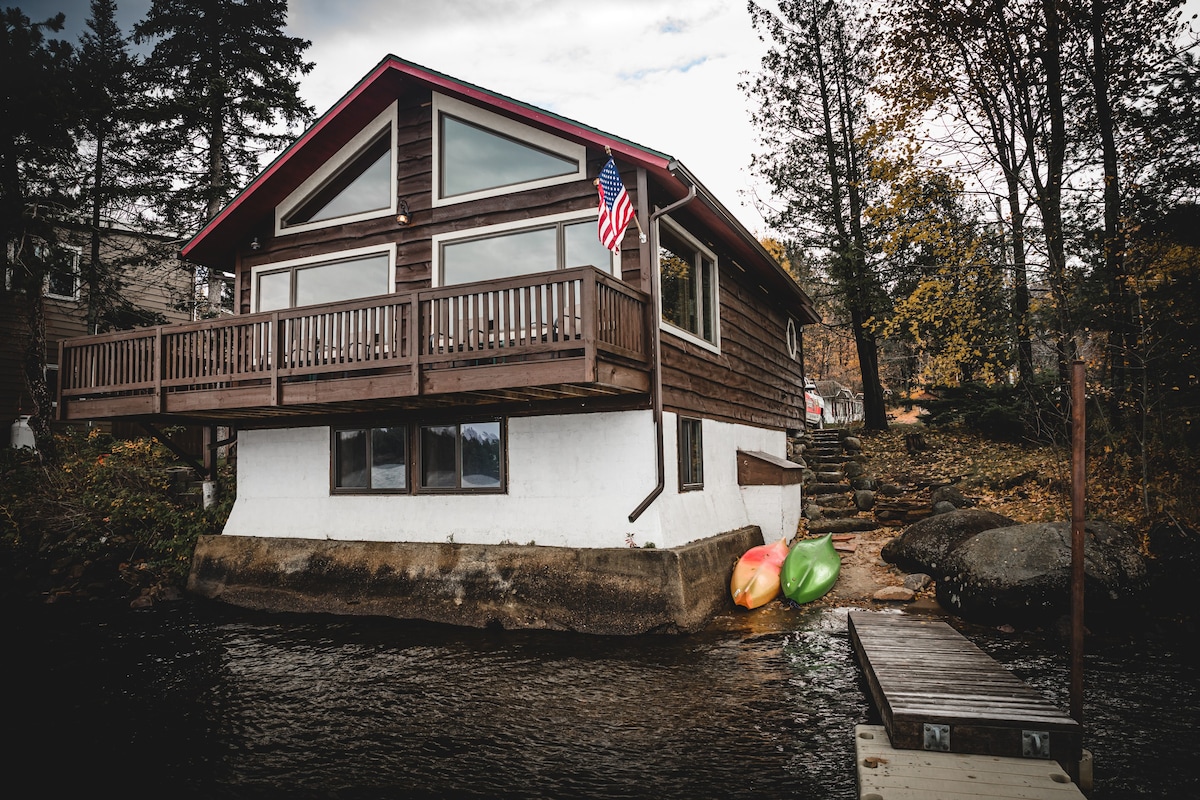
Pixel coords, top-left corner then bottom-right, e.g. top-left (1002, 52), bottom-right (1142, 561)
top-left (628, 175), bottom-right (697, 523)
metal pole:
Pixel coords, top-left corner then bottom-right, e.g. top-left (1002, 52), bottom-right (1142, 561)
top-left (1070, 360), bottom-right (1086, 725)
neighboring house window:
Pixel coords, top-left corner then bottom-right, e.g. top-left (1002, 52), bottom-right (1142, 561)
top-left (5, 243), bottom-right (81, 300)
top-left (678, 417), bottom-right (704, 490)
top-left (45, 246), bottom-right (81, 300)
top-left (332, 419), bottom-right (505, 494)
top-left (276, 102), bottom-right (397, 235)
top-left (435, 211), bottom-right (615, 286)
top-left (432, 93), bottom-right (586, 207)
top-left (333, 426), bottom-right (408, 492)
top-left (658, 218), bottom-right (718, 348)
top-left (419, 420), bottom-right (504, 491)
top-left (251, 245), bottom-right (395, 312)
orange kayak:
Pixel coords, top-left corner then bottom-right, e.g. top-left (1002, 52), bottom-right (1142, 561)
top-left (730, 538), bottom-right (789, 609)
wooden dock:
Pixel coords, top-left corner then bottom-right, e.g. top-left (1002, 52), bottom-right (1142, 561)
top-left (855, 724), bottom-right (1085, 799)
top-left (848, 611), bottom-right (1084, 792)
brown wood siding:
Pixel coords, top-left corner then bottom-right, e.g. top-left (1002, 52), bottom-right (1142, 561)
top-left (237, 89), bottom-right (640, 316)
top-left (659, 229), bottom-right (806, 432)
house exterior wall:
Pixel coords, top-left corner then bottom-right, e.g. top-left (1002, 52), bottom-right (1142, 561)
top-left (221, 409), bottom-right (796, 548)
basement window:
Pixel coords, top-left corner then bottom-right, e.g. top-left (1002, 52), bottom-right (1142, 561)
top-left (678, 417), bottom-right (704, 491)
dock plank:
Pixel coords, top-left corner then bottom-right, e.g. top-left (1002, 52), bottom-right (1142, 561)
top-left (848, 611), bottom-right (1081, 776)
top-left (855, 725), bottom-right (1086, 799)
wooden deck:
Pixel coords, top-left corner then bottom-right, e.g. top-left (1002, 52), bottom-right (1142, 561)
top-left (57, 266), bottom-right (651, 423)
top-left (848, 611), bottom-right (1082, 781)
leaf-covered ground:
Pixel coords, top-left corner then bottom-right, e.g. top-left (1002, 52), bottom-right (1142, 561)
top-left (857, 422), bottom-right (1157, 537)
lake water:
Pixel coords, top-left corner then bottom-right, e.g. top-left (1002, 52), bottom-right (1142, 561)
top-left (8, 598), bottom-right (1197, 798)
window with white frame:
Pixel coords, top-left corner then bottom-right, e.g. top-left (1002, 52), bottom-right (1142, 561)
top-left (678, 416), bottom-right (703, 490)
top-left (251, 245), bottom-right (395, 312)
top-left (276, 103), bottom-right (398, 235)
top-left (658, 218), bottom-right (717, 347)
top-left (433, 93), bottom-right (586, 207)
top-left (435, 212), bottom-right (615, 287)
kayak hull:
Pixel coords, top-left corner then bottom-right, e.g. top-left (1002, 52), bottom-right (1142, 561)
top-left (781, 533), bottom-right (841, 604)
top-left (730, 538), bottom-right (789, 609)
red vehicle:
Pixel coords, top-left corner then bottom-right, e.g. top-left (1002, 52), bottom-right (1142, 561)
top-left (804, 380), bottom-right (826, 427)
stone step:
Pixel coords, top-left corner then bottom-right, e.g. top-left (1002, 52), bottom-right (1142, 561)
top-left (808, 517), bottom-right (882, 534)
top-left (809, 482), bottom-right (851, 495)
top-left (815, 471), bottom-right (845, 482)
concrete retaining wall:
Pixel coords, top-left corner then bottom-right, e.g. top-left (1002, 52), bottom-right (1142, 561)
top-left (187, 526), bottom-right (764, 635)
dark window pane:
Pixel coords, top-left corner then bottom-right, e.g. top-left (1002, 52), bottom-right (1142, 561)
top-left (461, 421), bottom-right (501, 488)
top-left (660, 226), bottom-right (698, 334)
top-left (371, 426), bottom-right (407, 489)
top-left (336, 429), bottom-right (368, 488)
top-left (680, 418), bottom-right (703, 488)
top-left (441, 115), bottom-right (577, 198)
top-left (421, 424), bottom-right (457, 488)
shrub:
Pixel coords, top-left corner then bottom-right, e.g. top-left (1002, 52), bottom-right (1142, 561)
top-left (0, 427), bottom-right (234, 600)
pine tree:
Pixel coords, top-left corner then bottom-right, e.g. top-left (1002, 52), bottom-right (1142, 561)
top-left (134, 0), bottom-right (314, 312)
top-left (1, 9), bottom-right (79, 460)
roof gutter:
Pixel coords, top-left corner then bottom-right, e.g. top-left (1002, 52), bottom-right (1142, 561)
top-left (628, 172), bottom-right (697, 524)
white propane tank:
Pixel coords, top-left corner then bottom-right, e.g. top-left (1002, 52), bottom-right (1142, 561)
top-left (10, 416), bottom-right (37, 450)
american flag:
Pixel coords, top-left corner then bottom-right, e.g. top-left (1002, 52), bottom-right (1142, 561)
top-left (597, 157), bottom-right (634, 253)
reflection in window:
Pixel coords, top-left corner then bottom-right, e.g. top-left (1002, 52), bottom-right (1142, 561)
top-left (420, 421), bottom-right (503, 491)
top-left (439, 218), bottom-right (614, 286)
top-left (659, 221), bottom-right (717, 344)
top-left (442, 227), bottom-right (557, 285)
top-left (284, 133), bottom-right (391, 227)
top-left (255, 252), bottom-right (392, 311)
top-left (334, 426), bottom-right (407, 491)
top-left (440, 114), bottom-right (578, 198)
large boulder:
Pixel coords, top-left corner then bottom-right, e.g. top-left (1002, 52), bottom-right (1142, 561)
top-left (934, 520), bottom-right (1147, 625)
top-left (881, 508), bottom-right (1019, 573)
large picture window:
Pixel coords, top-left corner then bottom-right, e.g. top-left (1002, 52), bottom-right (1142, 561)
top-left (332, 420), bottom-right (504, 494)
top-left (437, 213), bottom-right (614, 286)
top-left (659, 219), bottom-right (718, 347)
top-left (432, 94), bottom-right (585, 207)
top-left (253, 247), bottom-right (394, 312)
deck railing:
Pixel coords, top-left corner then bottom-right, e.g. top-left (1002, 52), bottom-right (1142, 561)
top-left (59, 266), bottom-right (648, 412)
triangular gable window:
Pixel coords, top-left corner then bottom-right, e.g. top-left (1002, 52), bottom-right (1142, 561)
top-left (433, 93), bottom-right (586, 207)
top-left (276, 102), bottom-right (397, 235)
top-left (283, 133), bottom-right (391, 227)
top-left (440, 115), bottom-right (578, 198)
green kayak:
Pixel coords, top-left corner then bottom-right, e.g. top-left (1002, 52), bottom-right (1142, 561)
top-left (780, 533), bottom-right (841, 604)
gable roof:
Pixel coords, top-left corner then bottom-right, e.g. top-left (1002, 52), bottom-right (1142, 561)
top-left (181, 54), bottom-right (818, 323)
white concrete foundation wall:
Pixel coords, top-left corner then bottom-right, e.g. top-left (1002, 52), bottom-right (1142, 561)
top-left (221, 410), bottom-right (798, 549)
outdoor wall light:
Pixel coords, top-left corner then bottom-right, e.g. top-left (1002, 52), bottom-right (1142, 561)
top-left (396, 199), bottom-right (411, 226)
top-left (250, 236), bottom-right (261, 250)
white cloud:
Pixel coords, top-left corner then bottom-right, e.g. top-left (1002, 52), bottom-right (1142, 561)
top-left (21, 0), bottom-right (775, 234)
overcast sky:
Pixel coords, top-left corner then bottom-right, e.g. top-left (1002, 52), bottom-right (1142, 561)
top-left (21, 0), bottom-right (778, 235)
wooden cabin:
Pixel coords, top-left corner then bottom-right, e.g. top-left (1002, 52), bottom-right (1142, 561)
top-left (56, 56), bottom-right (820, 634)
